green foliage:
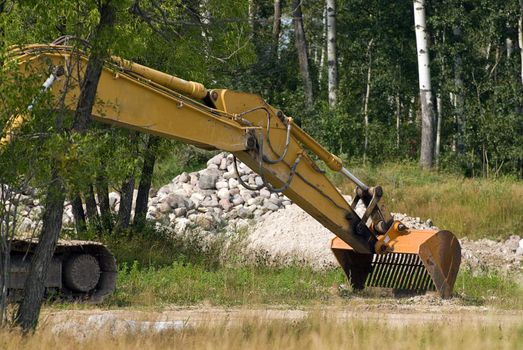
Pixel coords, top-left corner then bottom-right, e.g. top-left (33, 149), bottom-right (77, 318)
top-left (3, 0), bottom-right (522, 218)
top-left (99, 223), bottom-right (225, 269)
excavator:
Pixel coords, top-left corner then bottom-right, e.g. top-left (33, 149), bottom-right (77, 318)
top-left (0, 39), bottom-right (461, 302)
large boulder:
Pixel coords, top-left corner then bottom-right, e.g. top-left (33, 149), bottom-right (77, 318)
top-left (198, 169), bottom-right (221, 190)
top-left (166, 193), bottom-right (186, 209)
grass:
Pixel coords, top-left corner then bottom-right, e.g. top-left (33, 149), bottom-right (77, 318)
top-left (109, 262), bottom-right (345, 307)
top-left (90, 217), bottom-right (523, 310)
top-left (3, 312), bottom-right (523, 350)
top-left (454, 269), bottom-right (523, 309)
top-left (334, 161), bottom-right (523, 240)
top-left (101, 260), bottom-right (523, 310)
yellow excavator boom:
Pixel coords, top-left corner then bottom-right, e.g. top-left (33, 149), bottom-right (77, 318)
top-left (2, 43), bottom-right (461, 298)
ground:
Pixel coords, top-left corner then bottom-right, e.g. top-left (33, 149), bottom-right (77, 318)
top-left (20, 298), bottom-right (520, 349)
top-left (45, 300), bottom-right (523, 337)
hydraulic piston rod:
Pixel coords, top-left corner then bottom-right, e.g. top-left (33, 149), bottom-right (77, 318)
top-left (340, 167), bottom-right (369, 191)
top-left (285, 119), bottom-right (368, 190)
top-left (112, 57), bottom-right (208, 100)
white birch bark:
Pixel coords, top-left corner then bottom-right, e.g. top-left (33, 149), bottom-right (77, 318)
top-left (319, 5), bottom-right (327, 83)
top-left (272, 0), bottom-right (281, 60)
top-left (408, 96), bottom-right (415, 124)
top-left (413, 0), bottom-right (435, 169)
top-left (506, 37), bottom-right (514, 59)
top-left (519, 0), bottom-right (523, 84)
top-left (453, 26), bottom-right (465, 154)
top-left (199, 0), bottom-right (212, 57)
top-left (435, 94), bottom-right (442, 165)
top-left (248, 0), bottom-right (257, 34)
top-left (363, 39), bottom-right (373, 163)
top-left (396, 95), bottom-right (401, 149)
top-left (326, 0), bottom-right (338, 107)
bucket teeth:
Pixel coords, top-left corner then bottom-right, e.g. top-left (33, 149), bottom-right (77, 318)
top-left (331, 230), bottom-right (461, 298)
top-left (364, 253), bottom-right (435, 292)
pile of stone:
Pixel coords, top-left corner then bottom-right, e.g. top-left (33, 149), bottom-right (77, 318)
top-left (0, 185), bottom-right (43, 234)
top-left (460, 235), bottom-right (523, 273)
top-left (145, 153), bottom-right (292, 235)
top-left (6, 153), bottom-right (290, 235)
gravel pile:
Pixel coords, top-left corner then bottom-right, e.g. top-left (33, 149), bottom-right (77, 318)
top-left (144, 153), bottom-right (293, 235)
top-left (460, 235), bottom-right (523, 273)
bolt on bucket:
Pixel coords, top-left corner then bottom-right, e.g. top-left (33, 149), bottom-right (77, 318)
top-left (331, 229), bottom-right (461, 298)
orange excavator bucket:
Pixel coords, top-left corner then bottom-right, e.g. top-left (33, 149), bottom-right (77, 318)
top-left (331, 229), bottom-right (461, 298)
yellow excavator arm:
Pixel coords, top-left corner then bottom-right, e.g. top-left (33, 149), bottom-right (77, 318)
top-left (2, 44), bottom-right (461, 298)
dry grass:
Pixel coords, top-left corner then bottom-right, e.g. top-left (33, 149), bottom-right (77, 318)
top-left (1, 312), bottom-right (522, 350)
top-left (336, 162), bottom-right (523, 240)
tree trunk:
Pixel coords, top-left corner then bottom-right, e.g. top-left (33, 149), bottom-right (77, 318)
top-left (79, 1), bottom-right (116, 234)
top-left (134, 136), bottom-right (159, 227)
top-left (292, 0), bottom-right (314, 108)
top-left (0, 239), bottom-right (9, 326)
top-left (519, 0), bottom-right (523, 84)
top-left (272, 0), bottom-right (281, 59)
top-left (248, 0), bottom-right (258, 34)
top-left (71, 193), bottom-right (87, 234)
top-left (116, 131), bottom-right (138, 230)
top-left (199, 0), bottom-right (212, 51)
top-left (71, 2), bottom-right (116, 133)
top-left (85, 184), bottom-right (99, 223)
top-left (319, 5), bottom-right (327, 83)
top-left (506, 37), bottom-right (514, 59)
top-left (453, 26), bottom-right (465, 154)
top-left (96, 171), bottom-right (113, 233)
top-left (116, 177), bottom-right (134, 230)
top-left (15, 172), bottom-right (65, 332)
top-left (15, 1), bottom-right (116, 332)
top-left (413, 0), bottom-right (435, 169)
top-left (326, 0), bottom-right (338, 107)
top-left (363, 39), bottom-right (373, 163)
top-left (435, 94), bottom-right (442, 165)
top-left (396, 94), bottom-right (401, 149)
top-left (0, 185), bottom-right (20, 326)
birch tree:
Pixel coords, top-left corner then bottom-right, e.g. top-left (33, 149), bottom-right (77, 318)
top-left (413, 0), bottom-right (435, 169)
top-left (519, 0), bottom-right (523, 84)
top-left (319, 5), bottom-right (327, 83)
top-left (326, 0), bottom-right (338, 107)
top-left (363, 39), bottom-right (374, 163)
top-left (453, 26), bottom-right (464, 154)
top-left (435, 94), bottom-right (442, 165)
top-left (292, 0), bottom-right (314, 108)
top-left (272, 0), bottom-right (281, 60)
